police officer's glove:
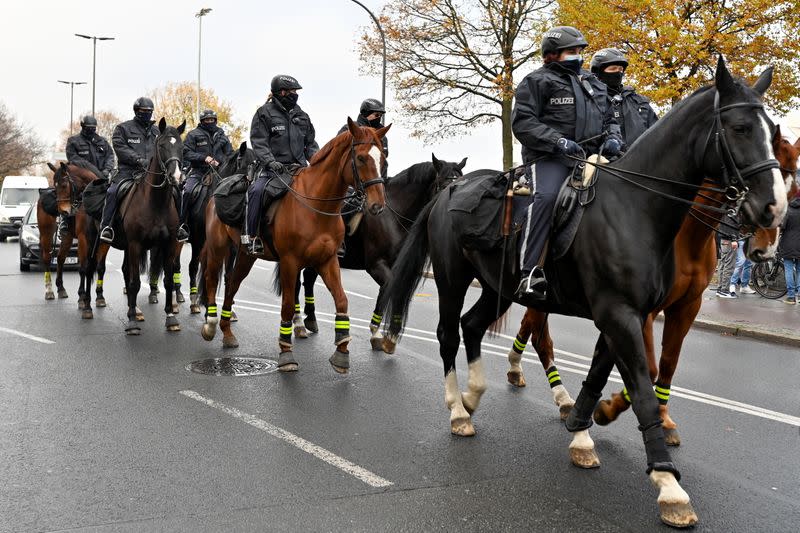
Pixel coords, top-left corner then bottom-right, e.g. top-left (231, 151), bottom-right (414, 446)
top-left (268, 161), bottom-right (286, 174)
top-left (136, 157), bottom-right (148, 169)
top-left (555, 138), bottom-right (582, 156)
top-left (601, 138), bottom-right (623, 157)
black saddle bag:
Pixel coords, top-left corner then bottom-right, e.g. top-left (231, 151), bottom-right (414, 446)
top-left (82, 179), bottom-right (110, 220)
top-left (39, 188), bottom-right (59, 217)
top-left (448, 172), bottom-right (507, 251)
top-left (213, 174), bottom-right (249, 227)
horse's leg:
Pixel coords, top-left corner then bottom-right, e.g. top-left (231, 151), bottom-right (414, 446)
top-left (148, 256), bottom-right (159, 304)
top-left (55, 225), bottom-right (72, 299)
top-left (314, 258), bottom-right (351, 374)
top-left (41, 223), bottom-right (55, 300)
top-left (292, 271), bottom-right (308, 338)
top-left (598, 308), bottom-right (696, 528)
top-left (302, 267), bottom-right (318, 332)
top-left (225, 247), bottom-right (239, 322)
top-left (94, 243), bottom-right (107, 308)
top-left (218, 250), bottom-right (256, 348)
top-left (189, 243), bottom-right (201, 314)
top-left (75, 220), bottom-right (90, 311)
top-left (506, 309), bottom-right (533, 387)
top-left (437, 273), bottom-right (473, 436)
top-left (459, 286), bottom-right (512, 418)
top-left (125, 245), bottom-right (143, 335)
top-left (365, 259), bottom-right (392, 352)
top-left (594, 312), bottom-right (658, 426)
top-left (276, 260), bottom-right (301, 371)
top-left (163, 242), bottom-right (180, 332)
top-left (173, 244), bottom-right (185, 304)
top-left (200, 241), bottom-right (226, 341)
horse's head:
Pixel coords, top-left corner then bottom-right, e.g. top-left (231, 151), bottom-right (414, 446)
top-left (704, 57), bottom-right (786, 229)
top-left (48, 162), bottom-right (77, 216)
top-left (154, 117), bottom-right (186, 185)
top-left (345, 117), bottom-right (389, 215)
top-left (221, 141), bottom-right (258, 180)
top-left (431, 153), bottom-right (467, 192)
top-left (745, 126), bottom-right (799, 261)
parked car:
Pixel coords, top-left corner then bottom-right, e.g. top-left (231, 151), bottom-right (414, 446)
top-left (0, 175), bottom-right (49, 241)
top-left (18, 206), bottom-right (78, 272)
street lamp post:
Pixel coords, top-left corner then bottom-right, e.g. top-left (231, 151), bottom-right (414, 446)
top-left (75, 34), bottom-right (115, 115)
top-left (195, 8), bottom-right (213, 122)
top-left (348, 0), bottom-right (387, 115)
top-left (57, 80), bottom-right (87, 135)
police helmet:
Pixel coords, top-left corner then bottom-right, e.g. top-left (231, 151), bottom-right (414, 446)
top-left (541, 26), bottom-right (588, 56)
top-left (359, 98), bottom-right (385, 116)
top-left (80, 115), bottom-right (98, 128)
top-left (271, 75), bottom-right (303, 94)
top-left (590, 48), bottom-right (629, 73)
top-left (199, 109), bottom-right (218, 121)
top-left (133, 96), bottom-right (155, 112)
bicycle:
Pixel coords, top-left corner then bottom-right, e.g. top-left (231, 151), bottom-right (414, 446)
top-left (751, 251), bottom-right (787, 299)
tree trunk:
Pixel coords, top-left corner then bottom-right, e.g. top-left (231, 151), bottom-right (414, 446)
top-left (501, 96), bottom-right (514, 170)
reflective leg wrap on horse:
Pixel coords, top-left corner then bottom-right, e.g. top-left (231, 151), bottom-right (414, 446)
top-left (654, 381), bottom-right (671, 405)
top-left (512, 334), bottom-right (527, 355)
top-left (545, 365), bottom-right (563, 388)
top-left (370, 311), bottom-right (382, 331)
top-left (565, 384), bottom-right (602, 432)
top-left (279, 321), bottom-right (293, 348)
top-left (206, 305), bottom-right (218, 318)
top-left (220, 307), bottom-right (233, 322)
top-left (334, 314), bottom-right (351, 345)
top-left (640, 420), bottom-right (680, 480)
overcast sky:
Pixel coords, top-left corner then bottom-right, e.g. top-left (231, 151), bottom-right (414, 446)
top-left (4, 1), bottom-right (799, 175)
top-left (4, 0), bottom-right (508, 174)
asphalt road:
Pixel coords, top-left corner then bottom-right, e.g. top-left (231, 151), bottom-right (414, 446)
top-left (1, 239), bottom-right (798, 532)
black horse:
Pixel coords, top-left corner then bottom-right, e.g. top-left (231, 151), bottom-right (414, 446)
top-left (292, 154), bottom-right (467, 352)
top-left (381, 58), bottom-right (785, 528)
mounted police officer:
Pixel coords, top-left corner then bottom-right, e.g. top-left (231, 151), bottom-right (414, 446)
top-left (338, 98), bottom-right (388, 177)
top-left (178, 109), bottom-right (233, 241)
top-left (99, 97), bottom-right (159, 243)
top-left (590, 48), bottom-right (658, 147)
top-left (511, 26), bottom-right (623, 302)
top-left (244, 74), bottom-right (319, 254)
top-left (65, 116), bottom-right (115, 178)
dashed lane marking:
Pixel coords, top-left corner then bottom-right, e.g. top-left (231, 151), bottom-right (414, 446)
top-left (0, 326), bottom-right (55, 344)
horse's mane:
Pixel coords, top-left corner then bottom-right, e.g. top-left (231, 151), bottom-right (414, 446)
top-left (309, 131), bottom-right (352, 167)
top-left (390, 162), bottom-right (436, 186)
top-left (67, 159), bottom-right (104, 180)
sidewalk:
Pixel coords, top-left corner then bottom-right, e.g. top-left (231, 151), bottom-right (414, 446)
top-left (664, 289), bottom-right (800, 347)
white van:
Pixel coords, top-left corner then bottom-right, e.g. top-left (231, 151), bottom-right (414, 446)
top-left (0, 175), bottom-right (50, 241)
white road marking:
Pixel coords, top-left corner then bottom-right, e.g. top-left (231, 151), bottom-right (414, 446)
top-left (231, 301), bottom-right (800, 427)
top-left (179, 390), bottom-right (393, 488)
top-left (0, 327), bottom-right (55, 344)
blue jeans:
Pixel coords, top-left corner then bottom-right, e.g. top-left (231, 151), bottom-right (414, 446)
top-left (783, 257), bottom-right (800, 298)
top-left (731, 241), bottom-right (752, 286)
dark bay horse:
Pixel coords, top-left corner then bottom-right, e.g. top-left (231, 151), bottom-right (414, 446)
top-left (293, 154), bottom-right (467, 352)
top-left (200, 118), bottom-right (389, 373)
top-left (505, 129), bottom-right (800, 448)
top-left (381, 59), bottom-right (785, 527)
top-left (89, 118), bottom-right (186, 334)
top-left (37, 165), bottom-right (73, 300)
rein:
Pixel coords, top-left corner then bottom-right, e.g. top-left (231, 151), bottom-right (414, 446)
top-left (140, 134), bottom-right (181, 189)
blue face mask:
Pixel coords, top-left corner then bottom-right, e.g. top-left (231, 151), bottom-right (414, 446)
top-left (558, 55), bottom-right (583, 73)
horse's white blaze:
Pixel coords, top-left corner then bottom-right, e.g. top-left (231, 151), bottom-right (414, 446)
top-left (650, 470), bottom-right (690, 505)
top-left (762, 116), bottom-right (787, 223)
top-left (568, 429), bottom-right (594, 450)
top-left (368, 145), bottom-right (382, 178)
top-left (172, 162), bottom-right (181, 181)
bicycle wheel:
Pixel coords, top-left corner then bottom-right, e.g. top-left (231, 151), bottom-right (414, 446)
top-left (751, 260), bottom-right (787, 299)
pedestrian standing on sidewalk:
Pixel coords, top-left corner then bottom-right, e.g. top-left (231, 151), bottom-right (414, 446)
top-left (778, 192), bottom-right (800, 304)
top-left (716, 214), bottom-right (740, 298)
top-left (731, 242), bottom-right (755, 294)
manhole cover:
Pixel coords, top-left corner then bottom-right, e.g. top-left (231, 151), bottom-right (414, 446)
top-left (186, 357), bottom-right (278, 376)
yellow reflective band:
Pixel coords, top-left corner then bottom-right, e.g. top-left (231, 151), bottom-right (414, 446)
top-left (548, 374), bottom-right (561, 384)
top-left (305, 296), bottom-right (315, 304)
top-left (655, 392), bottom-right (669, 401)
top-left (279, 327), bottom-right (292, 335)
top-left (513, 339), bottom-right (526, 352)
top-left (96, 279), bottom-right (103, 286)
top-left (622, 388), bottom-right (631, 403)
top-left (190, 287), bottom-right (198, 294)
top-left (173, 273), bottom-right (181, 283)
top-left (207, 306), bottom-right (217, 314)
top-left (335, 321), bottom-right (350, 329)
top-left (221, 310), bottom-right (232, 319)
top-left (294, 303), bottom-right (301, 311)
top-left (372, 313), bottom-right (382, 322)
top-left (150, 275), bottom-right (159, 284)
top-left (654, 385), bottom-right (670, 394)
top-left (44, 271), bottom-right (51, 283)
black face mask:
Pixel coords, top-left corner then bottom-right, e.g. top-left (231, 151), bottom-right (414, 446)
top-left (368, 118), bottom-right (383, 128)
top-left (81, 126), bottom-right (97, 138)
top-left (135, 111), bottom-right (153, 125)
top-left (599, 71), bottom-right (624, 90)
top-left (558, 58), bottom-right (583, 74)
top-left (276, 93), bottom-right (298, 110)
top-left (200, 121), bottom-right (217, 132)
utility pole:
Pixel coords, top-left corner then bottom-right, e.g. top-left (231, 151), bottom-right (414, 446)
top-left (195, 8), bottom-right (213, 122)
top-left (75, 34), bottom-right (115, 115)
top-left (57, 80), bottom-right (87, 135)
top-left (348, 0), bottom-right (387, 116)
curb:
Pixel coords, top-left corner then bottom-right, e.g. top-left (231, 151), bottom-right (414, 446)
top-left (424, 271), bottom-right (799, 347)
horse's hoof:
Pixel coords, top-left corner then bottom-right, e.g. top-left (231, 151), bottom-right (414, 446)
top-left (148, 294), bottom-right (158, 304)
top-left (201, 324), bottom-right (216, 341)
top-left (506, 370), bottom-right (526, 388)
top-left (45, 291), bottom-right (55, 300)
top-left (222, 336), bottom-right (239, 349)
top-left (303, 318), bottom-right (318, 333)
top-left (230, 311), bottom-right (238, 323)
top-left (135, 308), bottom-right (145, 322)
top-left (81, 309), bottom-right (93, 320)
top-left (125, 322), bottom-right (141, 335)
top-left (450, 417), bottom-right (476, 437)
top-left (382, 337), bottom-right (397, 354)
top-left (664, 427), bottom-right (681, 447)
top-left (293, 315), bottom-right (308, 339)
top-left (329, 350), bottom-right (350, 374)
top-left (175, 291), bottom-right (185, 303)
top-left (659, 501), bottom-right (698, 529)
top-left (57, 289), bottom-right (68, 299)
top-left (370, 336), bottom-right (384, 351)
top-left (278, 351), bottom-right (298, 372)
top-left (95, 297), bottom-right (106, 308)
top-left (172, 304), bottom-right (179, 314)
top-left (190, 304), bottom-right (201, 314)
top-left (165, 315), bottom-right (180, 331)
top-left (167, 324), bottom-right (181, 332)
top-left (559, 402), bottom-right (574, 421)
top-left (569, 447), bottom-right (600, 469)
top-left (592, 399), bottom-right (618, 426)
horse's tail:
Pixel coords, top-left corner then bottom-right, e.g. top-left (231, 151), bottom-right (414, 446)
top-left (381, 198), bottom-right (435, 337)
top-left (272, 263), bottom-right (282, 296)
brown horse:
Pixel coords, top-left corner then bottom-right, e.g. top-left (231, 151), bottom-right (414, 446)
top-left (505, 129), bottom-right (799, 447)
top-left (199, 118), bottom-right (388, 373)
top-left (37, 166), bottom-right (72, 300)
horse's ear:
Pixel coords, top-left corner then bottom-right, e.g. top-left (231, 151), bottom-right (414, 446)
top-left (773, 124), bottom-right (782, 144)
top-left (374, 123), bottom-right (391, 139)
top-left (752, 66), bottom-right (773, 96)
top-left (347, 116), bottom-right (359, 137)
top-left (59, 162), bottom-right (68, 171)
top-left (715, 55), bottom-right (735, 95)
top-left (238, 142), bottom-right (247, 155)
top-left (457, 157), bottom-right (468, 170)
top-left (177, 120), bottom-right (186, 135)
top-left (47, 162), bottom-right (57, 172)
top-left (432, 153), bottom-right (442, 172)
top-left (158, 117), bottom-right (167, 133)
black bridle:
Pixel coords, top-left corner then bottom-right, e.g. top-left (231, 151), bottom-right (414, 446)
top-left (54, 168), bottom-right (82, 215)
top-left (349, 140), bottom-right (386, 197)
top-left (141, 134), bottom-right (182, 189)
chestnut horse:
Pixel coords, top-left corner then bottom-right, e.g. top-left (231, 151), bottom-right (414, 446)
top-left (37, 165), bottom-right (73, 300)
top-left (505, 129), bottom-right (799, 448)
top-left (199, 118), bottom-right (388, 373)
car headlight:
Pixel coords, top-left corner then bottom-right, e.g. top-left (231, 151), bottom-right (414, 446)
top-left (20, 227), bottom-right (38, 245)
top-left (0, 216), bottom-right (9, 224)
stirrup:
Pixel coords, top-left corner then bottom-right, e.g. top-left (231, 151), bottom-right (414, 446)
top-left (176, 224), bottom-right (189, 242)
top-left (249, 237), bottom-right (264, 255)
top-left (99, 226), bottom-right (114, 243)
